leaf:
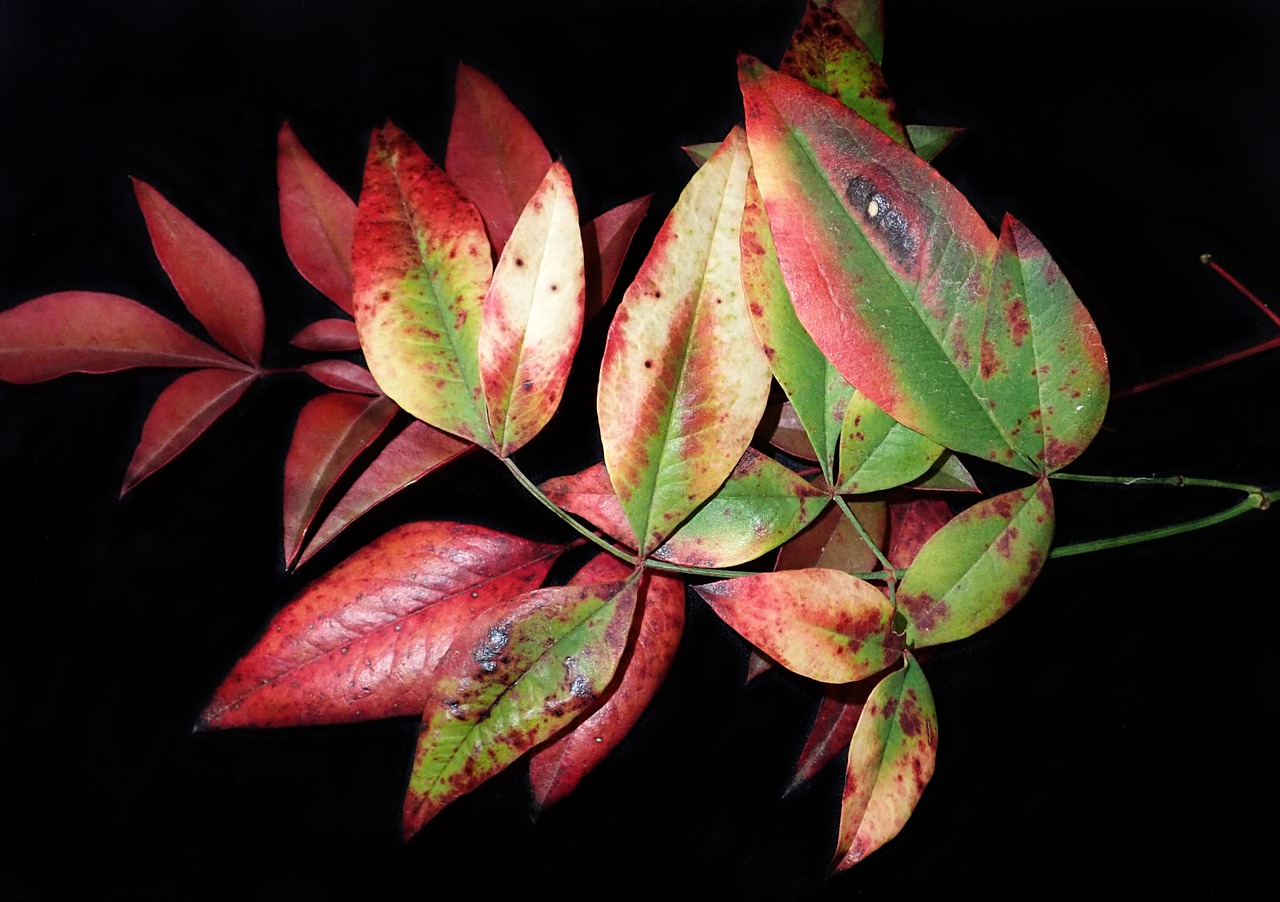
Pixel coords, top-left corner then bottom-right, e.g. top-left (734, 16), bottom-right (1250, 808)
top-left (775, 499), bottom-right (887, 577)
top-left (121, 368), bottom-right (254, 495)
top-left (290, 318), bottom-right (362, 352)
top-left (528, 554), bottom-right (686, 813)
top-left (822, 0), bottom-right (885, 64)
top-left (582, 195), bottom-right (651, 319)
top-left (131, 177), bottom-right (265, 366)
top-left (283, 393), bottom-right (399, 568)
top-left (480, 162), bottom-right (585, 456)
top-left (301, 360), bottom-right (381, 394)
top-left (885, 496), bottom-right (954, 570)
top-left (278, 122), bottom-right (357, 313)
top-left (445, 62), bottom-right (552, 254)
top-left (403, 576), bottom-right (639, 838)
top-left (905, 124), bottom-right (963, 162)
top-left (199, 522), bottom-right (564, 729)
top-left (597, 128), bottom-right (770, 555)
top-left (907, 452), bottom-right (978, 492)
top-left (353, 123), bottom-right (493, 447)
top-left (897, 480), bottom-right (1054, 648)
top-left (836, 391), bottom-right (943, 493)
top-left (787, 680), bottom-right (873, 794)
top-left (834, 651), bottom-right (937, 869)
top-left (761, 399), bottom-right (821, 462)
top-left (682, 142), bottom-right (721, 167)
top-left (695, 568), bottom-right (899, 683)
top-left (298, 421), bottom-right (473, 567)
top-left (0, 292), bottom-right (242, 383)
top-left (983, 214), bottom-right (1110, 472)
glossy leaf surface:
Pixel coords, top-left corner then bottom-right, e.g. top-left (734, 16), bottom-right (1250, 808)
top-left (598, 128), bottom-right (770, 555)
top-left (290, 318), bottom-right (362, 352)
top-left (0, 292), bottom-right (240, 383)
top-left (582, 195), bottom-right (651, 319)
top-left (480, 162), bottom-right (584, 455)
top-left (695, 568), bottom-right (898, 683)
top-left (301, 360), bottom-right (381, 394)
top-left (121, 368), bottom-right (253, 495)
top-left (278, 122), bottom-right (356, 312)
top-left (283, 393), bottom-right (398, 567)
top-left (528, 554), bottom-right (685, 813)
top-left (200, 522), bottom-right (563, 728)
top-left (132, 177), bottom-right (265, 366)
top-left (836, 391), bottom-right (942, 493)
top-left (788, 680), bottom-right (873, 793)
top-left (897, 480), bottom-right (1054, 648)
top-left (775, 499), bottom-right (886, 577)
top-left (353, 123), bottom-right (492, 447)
top-left (404, 577), bottom-right (638, 837)
top-left (835, 652), bottom-right (937, 868)
top-left (885, 496), bottom-right (955, 570)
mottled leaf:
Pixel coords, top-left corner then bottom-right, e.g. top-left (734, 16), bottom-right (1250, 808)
top-left (0, 292), bottom-right (242, 383)
top-left (695, 568), bottom-right (898, 683)
top-left (480, 162), bottom-right (584, 456)
top-left (886, 496), bottom-right (954, 570)
top-left (528, 554), bottom-right (685, 813)
top-left (278, 122), bottom-right (357, 312)
top-left (353, 123), bottom-right (492, 447)
top-left (834, 651), bottom-right (937, 869)
top-left (582, 195), bottom-right (651, 319)
top-left (301, 360), bottom-right (381, 394)
top-left (788, 680), bottom-right (873, 794)
top-left (775, 499), bottom-right (886, 577)
top-left (445, 63), bottom-right (552, 254)
top-left (906, 124), bottom-right (963, 162)
top-left (298, 421), bottom-right (473, 567)
top-left (821, 0), bottom-right (885, 64)
top-left (836, 391), bottom-right (943, 493)
top-left (598, 128), bottom-right (770, 555)
top-left (283, 393), bottom-right (398, 568)
top-left (290, 317), bottom-right (362, 352)
top-left (132, 177), bottom-right (265, 366)
top-left (121, 368), bottom-right (254, 495)
top-left (897, 480), bottom-right (1054, 647)
top-left (200, 522), bottom-right (564, 728)
top-left (403, 577), bottom-right (639, 838)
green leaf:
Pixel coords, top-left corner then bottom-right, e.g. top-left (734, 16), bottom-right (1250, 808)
top-left (836, 391), bottom-right (943, 493)
top-left (597, 127), bottom-right (770, 555)
top-left (403, 576), bottom-right (639, 838)
top-left (897, 480), bottom-right (1054, 648)
top-left (905, 123), bottom-right (963, 162)
top-left (906, 452), bottom-right (978, 492)
top-left (353, 123), bottom-right (492, 448)
top-left (834, 651), bottom-right (937, 869)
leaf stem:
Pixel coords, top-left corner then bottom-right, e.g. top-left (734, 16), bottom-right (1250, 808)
top-left (833, 494), bottom-right (894, 574)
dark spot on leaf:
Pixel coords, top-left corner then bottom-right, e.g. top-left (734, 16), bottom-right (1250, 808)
top-left (522, 380), bottom-right (533, 391)
top-left (515, 258), bottom-right (525, 267)
top-left (644, 360), bottom-right (653, 368)
top-left (898, 695), bottom-right (923, 737)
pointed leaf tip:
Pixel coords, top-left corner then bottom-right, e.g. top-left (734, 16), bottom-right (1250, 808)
top-left (278, 122), bottom-right (357, 313)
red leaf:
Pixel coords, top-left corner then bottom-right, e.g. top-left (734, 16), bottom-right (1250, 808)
top-left (132, 178), bottom-right (265, 365)
top-left (199, 522), bottom-right (565, 728)
top-left (278, 122), bottom-right (357, 313)
top-left (582, 195), bottom-right (651, 319)
top-left (298, 421), bottom-right (473, 567)
top-left (445, 63), bottom-right (552, 254)
top-left (528, 555), bottom-right (686, 813)
top-left (886, 496), bottom-right (955, 570)
top-left (121, 368), bottom-right (254, 495)
top-left (300, 360), bottom-right (381, 394)
top-left (290, 318), bottom-right (362, 352)
top-left (788, 681), bottom-right (874, 794)
top-left (283, 393), bottom-right (398, 567)
top-left (0, 292), bottom-right (243, 383)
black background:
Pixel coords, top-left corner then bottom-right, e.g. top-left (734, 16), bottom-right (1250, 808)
top-left (3, 1), bottom-right (1279, 897)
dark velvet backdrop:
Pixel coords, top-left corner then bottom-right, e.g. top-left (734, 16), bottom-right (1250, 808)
top-left (3, 1), bottom-right (1279, 897)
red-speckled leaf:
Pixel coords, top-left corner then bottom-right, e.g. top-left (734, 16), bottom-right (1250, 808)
top-left (353, 123), bottom-right (492, 447)
top-left (480, 162), bottom-right (584, 456)
top-left (906, 124), bottom-right (963, 162)
top-left (822, 0), bottom-right (885, 63)
top-left (740, 58), bottom-right (1027, 470)
top-left (445, 63), bottom-right (552, 254)
top-left (298, 421), bottom-right (473, 567)
top-left (598, 128), bottom-right (770, 555)
top-left (528, 554), bottom-right (685, 813)
top-left (582, 195), bottom-right (651, 319)
top-left (283, 393), bottom-right (398, 567)
top-left (775, 499), bottom-right (886, 577)
top-left (834, 651), bottom-right (937, 868)
top-left (278, 122), bottom-right (357, 312)
top-left (788, 680), bottom-right (874, 794)
top-left (199, 522), bottom-right (564, 728)
top-left (897, 480), bottom-right (1054, 648)
top-left (0, 292), bottom-right (242, 383)
top-left (290, 318), bottom-right (362, 351)
top-left (782, 1), bottom-right (906, 145)
top-left (121, 368), bottom-right (253, 495)
top-left (301, 360), bottom-right (381, 394)
top-left (886, 496), bottom-right (954, 570)
top-left (403, 576), bottom-right (639, 838)
top-left (836, 391), bottom-right (942, 493)
top-left (695, 568), bottom-right (898, 683)
top-left (983, 215), bottom-right (1109, 472)
top-left (132, 178), bottom-right (265, 366)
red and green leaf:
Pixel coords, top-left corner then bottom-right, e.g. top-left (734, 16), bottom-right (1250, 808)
top-left (821, 0), bottom-right (885, 64)
top-left (836, 391), bottom-right (942, 493)
top-left (278, 122), bottom-right (357, 313)
top-left (352, 123), bottom-right (492, 447)
top-left (132, 177), bottom-right (265, 366)
top-left (403, 576), bottom-right (639, 838)
top-left (834, 651), bottom-right (937, 869)
top-left (897, 480), bottom-right (1054, 648)
top-left (775, 499), bottom-right (886, 577)
top-left (200, 522), bottom-right (564, 729)
top-left (582, 195), bottom-right (651, 319)
top-left (290, 318), bottom-right (362, 352)
top-left (301, 360), bottom-right (381, 394)
top-left (598, 128), bottom-right (770, 555)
